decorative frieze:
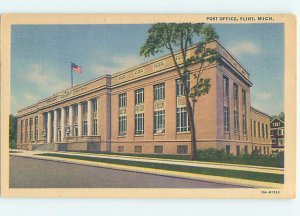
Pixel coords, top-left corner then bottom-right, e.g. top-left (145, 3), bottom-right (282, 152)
top-left (118, 73), bottom-right (128, 82)
top-left (153, 60), bottom-right (165, 71)
top-left (175, 51), bottom-right (190, 63)
top-left (119, 107), bottom-right (127, 116)
top-left (154, 100), bottom-right (165, 111)
top-left (177, 96), bottom-right (186, 108)
top-left (135, 104), bottom-right (144, 114)
top-left (134, 68), bottom-right (144, 77)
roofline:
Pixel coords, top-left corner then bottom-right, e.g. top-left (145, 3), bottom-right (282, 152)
top-left (18, 74), bottom-right (111, 113)
top-left (18, 40), bottom-right (251, 114)
top-left (216, 39), bottom-right (250, 76)
top-left (250, 106), bottom-right (270, 118)
top-left (270, 116), bottom-right (285, 124)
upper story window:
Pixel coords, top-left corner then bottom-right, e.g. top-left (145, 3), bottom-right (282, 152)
top-left (176, 77), bottom-right (190, 96)
top-left (242, 89), bottom-right (247, 134)
top-left (262, 123), bottom-right (265, 138)
top-left (223, 76), bottom-right (229, 132)
top-left (223, 76), bottom-right (229, 98)
top-left (154, 83), bottom-right (165, 101)
top-left (253, 120), bottom-right (256, 137)
top-left (34, 116), bottom-right (38, 127)
top-left (82, 102), bottom-right (88, 114)
top-left (74, 104), bottom-right (78, 116)
top-left (135, 89), bottom-right (144, 104)
top-left (233, 83), bottom-right (239, 132)
top-left (93, 99), bottom-right (98, 112)
top-left (119, 93), bottom-right (127, 107)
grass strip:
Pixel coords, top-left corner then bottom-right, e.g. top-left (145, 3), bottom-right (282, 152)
top-left (69, 151), bottom-right (283, 168)
top-left (38, 153), bottom-right (284, 184)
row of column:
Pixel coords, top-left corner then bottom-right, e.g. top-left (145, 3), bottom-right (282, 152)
top-left (46, 99), bottom-right (96, 143)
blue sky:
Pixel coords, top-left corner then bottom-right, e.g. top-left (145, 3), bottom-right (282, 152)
top-left (11, 24), bottom-right (284, 116)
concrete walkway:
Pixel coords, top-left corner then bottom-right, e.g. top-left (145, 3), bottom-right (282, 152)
top-left (9, 149), bottom-right (284, 188)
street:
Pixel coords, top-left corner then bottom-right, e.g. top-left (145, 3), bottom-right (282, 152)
top-left (10, 156), bottom-right (240, 188)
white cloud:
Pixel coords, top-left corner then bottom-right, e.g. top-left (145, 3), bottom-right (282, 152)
top-left (24, 92), bottom-right (38, 101)
top-left (90, 54), bottom-right (142, 75)
top-left (230, 41), bottom-right (261, 56)
top-left (22, 64), bottom-right (69, 92)
top-left (254, 92), bottom-right (272, 100)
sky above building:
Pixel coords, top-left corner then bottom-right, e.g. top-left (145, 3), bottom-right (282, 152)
top-left (11, 24), bottom-right (284, 116)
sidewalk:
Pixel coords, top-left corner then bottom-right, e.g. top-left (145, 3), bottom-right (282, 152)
top-left (10, 149), bottom-right (284, 188)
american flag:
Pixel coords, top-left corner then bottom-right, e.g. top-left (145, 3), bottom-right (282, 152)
top-left (71, 62), bottom-right (82, 73)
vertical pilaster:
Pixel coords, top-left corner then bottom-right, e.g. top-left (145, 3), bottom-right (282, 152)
top-left (78, 103), bottom-right (82, 136)
top-left (47, 112), bottom-right (51, 143)
top-left (87, 100), bottom-right (92, 136)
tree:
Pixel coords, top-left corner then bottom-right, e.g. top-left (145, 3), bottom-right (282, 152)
top-left (9, 114), bottom-right (18, 148)
top-left (140, 23), bottom-right (220, 160)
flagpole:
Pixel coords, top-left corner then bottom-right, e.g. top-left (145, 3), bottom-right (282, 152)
top-left (71, 62), bottom-right (73, 88)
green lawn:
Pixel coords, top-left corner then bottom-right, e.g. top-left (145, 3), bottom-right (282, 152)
top-left (69, 150), bottom-right (284, 168)
top-left (38, 153), bottom-right (284, 184)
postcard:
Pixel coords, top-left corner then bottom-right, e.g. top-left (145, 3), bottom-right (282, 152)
top-left (0, 14), bottom-right (296, 198)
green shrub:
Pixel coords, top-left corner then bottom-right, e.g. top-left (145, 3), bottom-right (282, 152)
top-left (9, 139), bottom-right (17, 149)
top-left (195, 148), bottom-right (284, 168)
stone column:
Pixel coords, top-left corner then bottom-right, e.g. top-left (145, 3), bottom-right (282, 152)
top-left (87, 100), bottom-right (93, 136)
top-left (53, 109), bottom-right (58, 143)
top-left (47, 112), bottom-right (52, 143)
top-left (69, 105), bottom-right (74, 137)
top-left (61, 107), bottom-right (65, 142)
top-left (78, 103), bottom-right (82, 136)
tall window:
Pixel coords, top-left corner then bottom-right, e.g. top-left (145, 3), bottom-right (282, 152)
top-left (29, 118), bottom-right (33, 140)
top-left (25, 119), bottom-right (28, 142)
top-left (233, 83), bottom-right (239, 132)
top-left (119, 93), bottom-right (127, 135)
top-left (135, 88), bottom-right (144, 104)
top-left (93, 119), bottom-right (98, 135)
top-left (93, 99), bottom-right (98, 112)
top-left (258, 122), bottom-right (261, 138)
top-left (135, 113), bottom-right (144, 135)
top-left (82, 102), bottom-right (88, 114)
top-left (65, 107), bottom-right (69, 124)
top-left (34, 116), bottom-right (38, 140)
top-left (74, 104), bottom-right (78, 116)
top-left (83, 120), bottom-right (88, 135)
top-left (119, 116), bottom-right (127, 135)
top-left (176, 77), bottom-right (190, 96)
top-left (254, 120), bottom-right (256, 137)
top-left (176, 79), bottom-right (190, 132)
top-left (266, 124), bottom-right (269, 138)
top-left (20, 120), bottom-right (23, 143)
top-left (154, 110), bottom-right (165, 133)
top-left (242, 89), bottom-right (247, 134)
top-left (251, 120), bottom-right (252, 136)
top-left (262, 123), bottom-right (265, 138)
top-left (154, 83), bottom-right (165, 133)
top-left (223, 76), bottom-right (229, 132)
top-left (176, 107), bottom-right (189, 132)
top-left (119, 93), bottom-right (127, 107)
top-left (154, 83), bottom-right (165, 100)
top-left (135, 89), bottom-right (144, 135)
